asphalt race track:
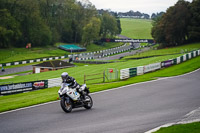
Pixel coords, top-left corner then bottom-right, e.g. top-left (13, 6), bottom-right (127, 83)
top-left (0, 69), bottom-right (200, 133)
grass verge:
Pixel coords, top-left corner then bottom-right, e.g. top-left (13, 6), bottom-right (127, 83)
top-left (120, 18), bottom-right (153, 39)
top-left (0, 55), bottom-right (199, 113)
top-left (154, 122), bottom-right (200, 133)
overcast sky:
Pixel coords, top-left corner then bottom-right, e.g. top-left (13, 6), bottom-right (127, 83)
top-left (88, 0), bottom-right (193, 15)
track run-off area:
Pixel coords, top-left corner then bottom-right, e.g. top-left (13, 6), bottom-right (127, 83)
top-left (0, 69), bottom-right (200, 133)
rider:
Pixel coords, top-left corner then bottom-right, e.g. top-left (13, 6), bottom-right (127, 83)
top-left (61, 72), bottom-right (86, 100)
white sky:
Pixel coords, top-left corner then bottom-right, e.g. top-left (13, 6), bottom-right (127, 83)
top-left (88, 0), bottom-right (193, 15)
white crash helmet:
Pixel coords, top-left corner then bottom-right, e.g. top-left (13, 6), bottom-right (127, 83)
top-left (61, 72), bottom-right (68, 81)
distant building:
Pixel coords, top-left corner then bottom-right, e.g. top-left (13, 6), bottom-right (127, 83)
top-left (33, 60), bottom-right (75, 73)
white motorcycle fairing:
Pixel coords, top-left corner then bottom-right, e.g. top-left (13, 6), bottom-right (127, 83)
top-left (58, 83), bottom-right (80, 101)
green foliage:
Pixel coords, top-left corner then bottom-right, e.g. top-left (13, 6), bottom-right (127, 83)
top-left (101, 12), bottom-right (119, 38)
top-left (188, 0), bottom-right (200, 42)
top-left (82, 17), bottom-right (101, 46)
top-left (0, 9), bottom-right (21, 48)
top-left (0, 0), bottom-right (121, 48)
top-left (151, 0), bottom-right (200, 46)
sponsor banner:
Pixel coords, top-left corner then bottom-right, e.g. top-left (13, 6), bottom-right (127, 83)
top-left (198, 50), bottom-right (200, 55)
top-left (161, 60), bottom-right (173, 67)
top-left (177, 57), bottom-right (181, 64)
top-left (0, 80), bottom-right (48, 95)
top-left (100, 38), bottom-right (154, 43)
top-left (32, 80), bottom-right (48, 90)
top-left (120, 68), bottom-right (130, 80)
top-left (0, 82), bottom-right (33, 95)
top-left (36, 59), bottom-right (40, 62)
top-left (30, 60), bottom-right (34, 63)
top-left (0, 64), bottom-right (2, 67)
top-left (43, 58), bottom-right (47, 61)
top-left (144, 62), bottom-right (161, 73)
top-left (115, 39), bottom-right (149, 43)
top-left (137, 66), bottom-right (144, 75)
top-left (22, 61), bottom-right (27, 64)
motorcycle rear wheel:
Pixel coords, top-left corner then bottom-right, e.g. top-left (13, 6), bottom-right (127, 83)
top-left (60, 97), bottom-right (72, 113)
top-left (84, 95), bottom-right (93, 109)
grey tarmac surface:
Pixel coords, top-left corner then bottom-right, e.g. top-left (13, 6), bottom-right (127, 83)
top-left (0, 69), bottom-right (200, 133)
top-left (0, 65), bottom-right (32, 76)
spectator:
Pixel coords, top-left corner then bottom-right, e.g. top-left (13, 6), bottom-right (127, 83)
top-left (1, 66), bottom-right (5, 72)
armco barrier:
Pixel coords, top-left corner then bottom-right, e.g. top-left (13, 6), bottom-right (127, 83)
top-left (0, 55), bottom-right (67, 67)
top-left (0, 80), bottom-right (48, 95)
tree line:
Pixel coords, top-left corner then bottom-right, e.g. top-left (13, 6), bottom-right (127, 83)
top-left (0, 0), bottom-right (121, 48)
top-left (151, 0), bottom-right (200, 47)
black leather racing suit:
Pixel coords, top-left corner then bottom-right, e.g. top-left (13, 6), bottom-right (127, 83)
top-left (62, 76), bottom-right (85, 100)
top-left (62, 76), bottom-right (79, 89)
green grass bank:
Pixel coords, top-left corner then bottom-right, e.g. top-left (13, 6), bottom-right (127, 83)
top-left (120, 18), bottom-right (153, 39)
top-left (154, 122), bottom-right (200, 133)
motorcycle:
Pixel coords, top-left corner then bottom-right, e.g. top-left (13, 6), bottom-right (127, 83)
top-left (58, 83), bottom-right (93, 113)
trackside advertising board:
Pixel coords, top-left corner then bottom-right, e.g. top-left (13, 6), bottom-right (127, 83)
top-left (0, 80), bottom-right (48, 95)
top-left (161, 60), bottom-right (173, 67)
top-left (144, 63), bottom-right (161, 73)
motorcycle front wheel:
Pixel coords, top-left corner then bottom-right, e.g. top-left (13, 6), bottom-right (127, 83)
top-left (84, 95), bottom-right (93, 109)
top-left (60, 97), bottom-right (72, 113)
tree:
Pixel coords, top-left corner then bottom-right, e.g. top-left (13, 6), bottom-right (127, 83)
top-left (0, 9), bottom-right (21, 48)
top-left (0, 0), bottom-right (122, 48)
top-left (82, 17), bottom-right (101, 46)
top-left (100, 12), bottom-right (118, 38)
top-left (151, 0), bottom-right (191, 47)
top-left (188, 0), bottom-right (200, 42)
